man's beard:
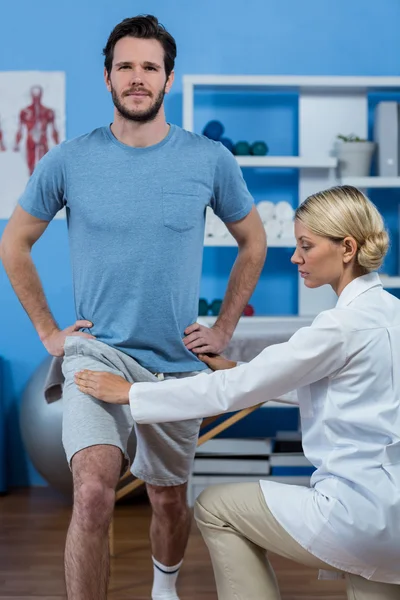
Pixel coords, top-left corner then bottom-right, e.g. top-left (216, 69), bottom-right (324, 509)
top-left (111, 84), bottom-right (166, 123)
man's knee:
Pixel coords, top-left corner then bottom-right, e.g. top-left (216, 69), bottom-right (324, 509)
top-left (73, 479), bottom-right (115, 532)
top-left (147, 483), bottom-right (188, 520)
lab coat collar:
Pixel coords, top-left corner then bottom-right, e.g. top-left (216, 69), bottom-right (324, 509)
top-left (336, 272), bottom-right (382, 309)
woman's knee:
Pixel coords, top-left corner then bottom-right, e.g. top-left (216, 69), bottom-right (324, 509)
top-left (194, 484), bottom-right (227, 528)
top-left (345, 574), bottom-right (400, 600)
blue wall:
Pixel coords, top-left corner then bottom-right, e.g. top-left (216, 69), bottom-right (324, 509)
top-left (1, 0), bottom-right (399, 486)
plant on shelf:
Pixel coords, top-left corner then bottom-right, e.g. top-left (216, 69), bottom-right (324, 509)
top-left (335, 134), bottom-right (375, 178)
top-left (337, 134), bottom-right (367, 142)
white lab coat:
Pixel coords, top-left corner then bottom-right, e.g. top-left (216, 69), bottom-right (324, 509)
top-left (130, 273), bottom-right (400, 583)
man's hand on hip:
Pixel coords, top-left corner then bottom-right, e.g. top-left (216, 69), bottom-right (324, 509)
top-left (41, 319), bottom-right (95, 357)
top-left (183, 322), bottom-right (231, 355)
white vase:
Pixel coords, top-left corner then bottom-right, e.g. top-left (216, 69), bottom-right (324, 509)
top-left (336, 141), bottom-right (376, 177)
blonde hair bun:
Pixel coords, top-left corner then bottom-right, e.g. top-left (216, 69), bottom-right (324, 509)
top-left (358, 231), bottom-right (389, 271)
top-left (295, 185), bottom-right (389, 272)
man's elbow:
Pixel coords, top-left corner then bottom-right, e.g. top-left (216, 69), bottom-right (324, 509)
top-left (0, 235), bottom-right (11, 266)
top-left (0, 230), bottom-right (9, 263)
top-left (240, 227), bottom-right (267, 259)
top-left (0, 231), bottom-right (29, 266)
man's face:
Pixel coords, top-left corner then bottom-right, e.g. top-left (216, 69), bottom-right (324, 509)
top-left (105, 36), bottom-right (174, 123)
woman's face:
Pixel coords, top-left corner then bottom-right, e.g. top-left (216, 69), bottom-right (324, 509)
top-left (291, 220), bottom-right (349, 290)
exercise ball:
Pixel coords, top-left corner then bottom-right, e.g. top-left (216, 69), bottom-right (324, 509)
top-left (20, 356), bottom-right (137, 498)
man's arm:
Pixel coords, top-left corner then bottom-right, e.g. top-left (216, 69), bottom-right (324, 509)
top-left (0, 206), bottom-right (92, 356)
top-left (184, 205), bottom-right (267, 354)
top-left (215, 205), bottom-right (267, 335)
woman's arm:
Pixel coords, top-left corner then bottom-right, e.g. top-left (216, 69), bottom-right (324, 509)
top-left (75, 311), bottom-right (346, 424)
top-left (74, 354), bottom-right (237, 402)
top-left (129, 311), bottom-right (346, 423)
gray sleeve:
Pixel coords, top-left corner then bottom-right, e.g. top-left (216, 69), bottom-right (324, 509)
top-left (210, 143), bottom-right (254, 223)
top-left (18, 144), bottom-right (66, 221)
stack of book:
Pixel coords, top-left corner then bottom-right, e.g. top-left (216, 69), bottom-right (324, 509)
top-left (187, 434), bottom-right (315, 506)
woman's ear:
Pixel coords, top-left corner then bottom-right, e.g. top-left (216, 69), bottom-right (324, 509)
top-left (342, 236), bottom-right (358, 264)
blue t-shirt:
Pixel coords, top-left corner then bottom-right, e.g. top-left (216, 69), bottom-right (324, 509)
top-left (19, 124), bottom-right (253, 372)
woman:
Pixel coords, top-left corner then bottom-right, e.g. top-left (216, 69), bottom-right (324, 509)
top-left (75, 185), bottom-right (400, 599)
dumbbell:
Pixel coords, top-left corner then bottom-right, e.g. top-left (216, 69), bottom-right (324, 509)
top-left (198, 298), bottom-right (209, 316)
top-left (243, 304), bottom-right (255, 316)
top-left (234, 141), bottom-right (251, 156)
top-left (220, 137), bottom-right (234, 153)
top-left (198, 298), bottom-right (223, 316)
top-left (202, 120), bottom-right (224, 141)
top-left (210, 299), bottom-right (222, 315)
top-left (250, 141), bottom-right (268, 156)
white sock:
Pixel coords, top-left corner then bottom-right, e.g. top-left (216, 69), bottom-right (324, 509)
top-left (151, 556), bottom-right (183, 600)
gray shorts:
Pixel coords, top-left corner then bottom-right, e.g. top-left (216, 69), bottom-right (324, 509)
top-left (61, 336), bottom-right (206, 486)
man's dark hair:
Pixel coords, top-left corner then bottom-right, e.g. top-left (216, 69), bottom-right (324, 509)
top-left (103, 15), bottom-right (177, 78)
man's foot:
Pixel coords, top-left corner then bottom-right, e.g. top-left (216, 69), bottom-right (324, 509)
top-left (151, 557), bottom-right (182, 600)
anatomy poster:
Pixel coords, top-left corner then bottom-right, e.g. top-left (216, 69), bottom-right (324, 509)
top-left (0, 71), bottom-right (65, 219)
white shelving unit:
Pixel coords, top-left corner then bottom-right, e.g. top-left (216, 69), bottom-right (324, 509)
top-left (183, 75), bottom-right (400, 316)
top-left (342, 177), bottom-right (400, 189)
top-left (380, 275), bottom-right (400, 289)
top-left (204, 233), bottom-right (295, 247)
top-left (235, 156), bottom-right (337, 169)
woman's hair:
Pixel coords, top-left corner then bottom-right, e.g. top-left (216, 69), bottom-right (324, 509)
top-left (295, 185), bottom-right (389, 272)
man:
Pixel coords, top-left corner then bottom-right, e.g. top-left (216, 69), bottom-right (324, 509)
top-left (0, 14), bottom-right (266, 600)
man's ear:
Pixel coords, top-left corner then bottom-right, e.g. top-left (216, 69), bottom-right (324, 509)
top-left (165, 70), bottom-right (174, 95)
top-left (104, 67), bottom-right (111, 92)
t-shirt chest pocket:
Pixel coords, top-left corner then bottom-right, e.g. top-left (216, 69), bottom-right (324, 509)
top-left (162, 188), bottom-right (201, 233)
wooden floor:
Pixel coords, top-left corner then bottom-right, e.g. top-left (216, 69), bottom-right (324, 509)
top-left (0, 488), bottom-right (347, 599)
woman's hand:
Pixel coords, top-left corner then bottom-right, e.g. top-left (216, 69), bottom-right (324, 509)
top-left (74, 370), bottom-right (131, 404)
top-left (198, 353), bottom-right (237, 371)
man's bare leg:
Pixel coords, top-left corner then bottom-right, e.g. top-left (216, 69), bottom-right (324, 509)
top-left (146, 483), bottom-right (191, 599)
top-left (65, 444), bottom-right (122, 600)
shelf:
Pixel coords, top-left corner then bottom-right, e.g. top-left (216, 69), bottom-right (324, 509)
top-left (183, 74), bottom-right (400, 317)
top-left (236, 156), bottom-right (337, 168)
top-left (341, 177), bottom-right (400, 188)
top-left (200, 315), bottom-right (313, 326)
top-left (204, 236), bottom-right (295, 247)
top-left (184, 75), bottom-right (400, 93)
top-left (380, 275), bottom-right (400, 288)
